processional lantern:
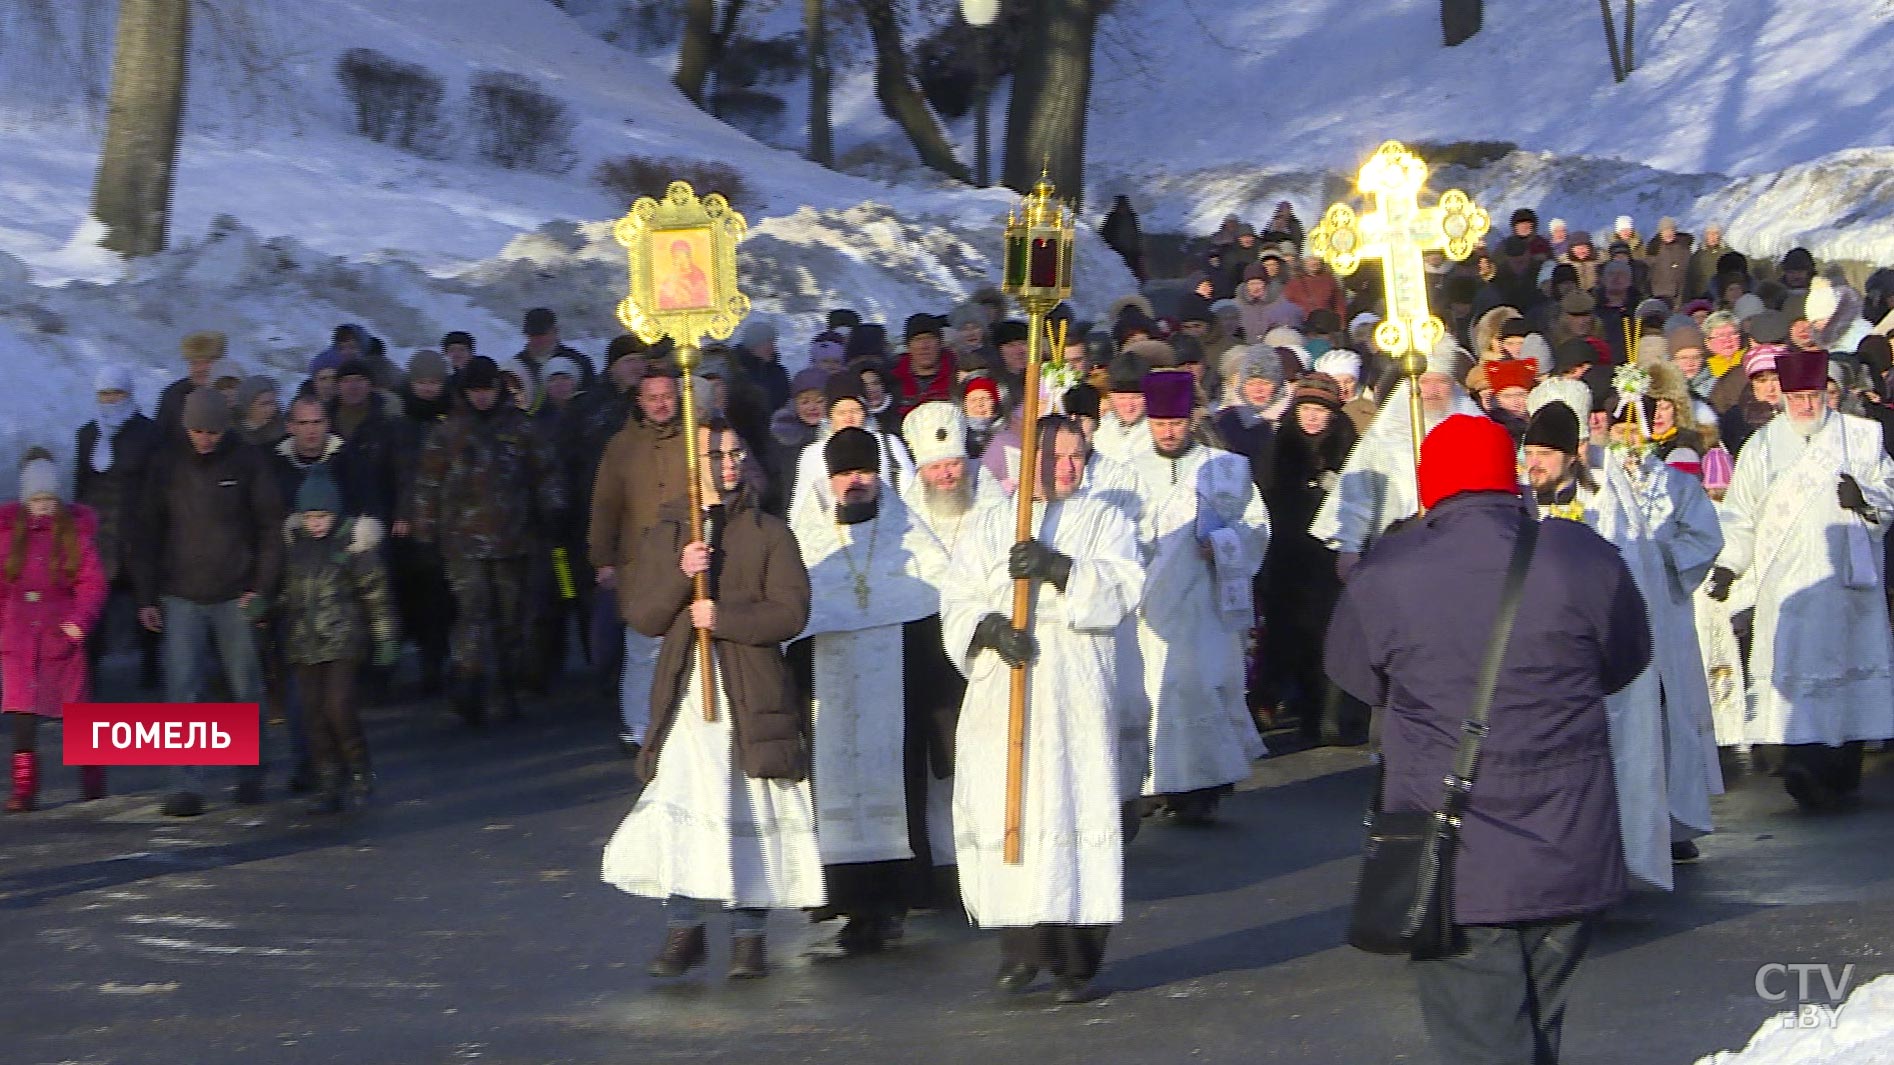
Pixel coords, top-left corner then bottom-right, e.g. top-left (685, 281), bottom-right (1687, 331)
top-left (997, 173), bottom-right (1075, 865)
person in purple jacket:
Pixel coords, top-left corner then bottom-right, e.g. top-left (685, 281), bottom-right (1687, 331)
top-left (1325, 414), bottom-right (1652, 1065)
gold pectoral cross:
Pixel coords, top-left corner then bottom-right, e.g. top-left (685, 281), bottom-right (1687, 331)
top-left (852, 572), bottom-right (871, 610)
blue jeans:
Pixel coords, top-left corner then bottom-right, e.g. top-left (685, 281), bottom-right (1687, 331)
top-left (620, 628), bottom-right (661, 741)
top-left (666, 896), bottom-right (767, 936)
top-left (161, 596), bottom-right (266, 794)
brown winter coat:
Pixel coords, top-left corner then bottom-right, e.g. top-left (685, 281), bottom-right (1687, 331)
top-left (588, 415), bottom-right (690, 618)
top-left (628, 495), bottom-right (811, 783)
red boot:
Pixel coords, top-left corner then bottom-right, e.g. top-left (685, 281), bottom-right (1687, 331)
top-left (80, 765), bottom-right (106, 802)
top-left (6, 752), bottom-right (37, 813)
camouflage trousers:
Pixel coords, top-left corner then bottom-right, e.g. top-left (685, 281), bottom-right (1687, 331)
top-left (445, 556), bottom-right (534, 688)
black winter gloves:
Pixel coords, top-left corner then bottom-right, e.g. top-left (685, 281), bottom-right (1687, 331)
top-left (970, 612), bottom-right (1037, 668)
top-left (1008, 538), bottom-right (1073, 591)
top-left (1706, 566), bottom-right (1736, 603)
top-left (1839, 474), bottom-right (1875, 520)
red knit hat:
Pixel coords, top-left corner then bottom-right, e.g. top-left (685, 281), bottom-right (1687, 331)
top-left (1485, 357), bottom-right (1538, 394)
top-left (1418, 414), bottom-right (1521, 510)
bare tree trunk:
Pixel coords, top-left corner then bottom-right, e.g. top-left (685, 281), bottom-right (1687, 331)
top-left (92, 0), bottom-right (190, 257)
top-left (675, 0), bottom-right (717, 106)
top-left (1597, 0), bottom-right (1625, 83)
top-left (806, 0), bottom-right (832, 166)
top-left (1002, 0), bottom-right (1096, 204)
top-left (1624, 0), bottom-right (1636, 73)
top-left (859, 0), bottom-right (969, 183)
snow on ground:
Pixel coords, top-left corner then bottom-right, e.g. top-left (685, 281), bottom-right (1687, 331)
top-left (1694, 975), bottom-right (1894, 1065)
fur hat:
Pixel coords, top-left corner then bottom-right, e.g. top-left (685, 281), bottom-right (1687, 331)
top-left (789, 366), bottom-right (829, 397)
top-left (1123, 337), bottom-right (1176, 369)
top-left (902, 401), bottom-right (967, 467)
top-left (182, 330), bottom-right (227, 364)
top-left (1804, 276), bottom-right (1841, 325)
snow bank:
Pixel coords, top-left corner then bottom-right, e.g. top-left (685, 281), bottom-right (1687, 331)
top-left (1694, 975), bottom-right (1894, 1065)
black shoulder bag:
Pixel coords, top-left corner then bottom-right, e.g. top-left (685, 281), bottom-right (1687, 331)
top-left (1346, 513), bottom-right (1538, 960)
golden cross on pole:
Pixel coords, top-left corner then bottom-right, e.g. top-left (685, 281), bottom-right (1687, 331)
top-left (1309, 141), bottom-right (1490, 472)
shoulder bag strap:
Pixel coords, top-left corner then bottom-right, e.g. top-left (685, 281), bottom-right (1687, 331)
top-left (1438, 512), bottom-right (1539, 822)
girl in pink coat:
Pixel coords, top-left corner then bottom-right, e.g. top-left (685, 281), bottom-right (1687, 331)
top-left (3, 448), bottom-right (108, 812)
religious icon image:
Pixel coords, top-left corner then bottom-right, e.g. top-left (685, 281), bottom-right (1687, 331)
top-left (652, 228), bottom-right (714, 311)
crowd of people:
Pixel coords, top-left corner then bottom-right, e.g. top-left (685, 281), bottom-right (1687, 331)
top-left (5, 199), bottom-right (1893, 1060)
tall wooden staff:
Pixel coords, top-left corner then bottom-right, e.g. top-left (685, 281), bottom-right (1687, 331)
top-left (675, 344), bottom-right (716, 721)
top-left (612, 180), bottom-right (752, 722)
top-left (999, 175), bottom-right (1077, 864)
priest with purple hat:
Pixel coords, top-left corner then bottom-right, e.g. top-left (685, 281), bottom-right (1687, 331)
top-left (1121, 370), bottom-right (1272, 823)
top-left (1709, 347), bottom-right (1894, 811)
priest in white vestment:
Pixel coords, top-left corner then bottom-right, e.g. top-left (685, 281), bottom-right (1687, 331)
top-left (899, 402), bottom-right (1009, 886)
top-left (1064, 390), bottom-right (1155, 805)
top-left (601, 420), bottom-right (822, 981)
top-left (1708, 348), bottom-right (1894, 811)
top-left (1122, 370), bottom-right (1270, 823)
top-left (787, 427), bottom-right (958, 953)
top-left (944, 416), bottom-right (1144, 1003)
top-left (1523, 398), bottom-right (1724, 889)
top-left (1310, 340), bottom-right (1483, 574)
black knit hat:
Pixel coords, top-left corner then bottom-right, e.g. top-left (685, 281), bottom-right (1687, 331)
top-left (1062, 383), bottom-right (1102, 421)
top-left (824, 426), bottom-right (880, 475)
top-left (904, 312), bottom-right (941, 341)
top-left (824, 368), bottom-right (866, 411)
top-left (460, 355), bottom-right (502, 391)
top-left (1108, 350), bottom-right (1150, 393)
top-left (1524, 402), bottom-right (1580, 455)
top-left (1552, 338), bottom-right (1597, 375)
top-left (1177, 292), bottom-right (1214, 323)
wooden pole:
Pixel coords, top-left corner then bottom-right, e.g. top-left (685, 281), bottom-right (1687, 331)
top-left (1004, 296), bottom-right (1051, 864)
top-left (676, 344), bottom-right (717, 722)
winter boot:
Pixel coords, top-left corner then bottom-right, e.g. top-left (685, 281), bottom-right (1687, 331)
top-left (728, 934), bottom-right (768, 979)
top-left (6, 752), bottom-right (38, 813)
top-left (647, 924), bottom-right (707, 977)
top-left (345, 759), bottom-right (376, 808)
top-left (79, 765), bottom-right (106, 802)
top-left (305, 769), bottom-right (346, 815)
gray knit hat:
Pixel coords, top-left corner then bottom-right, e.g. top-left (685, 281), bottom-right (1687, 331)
top-left (18, 455), bottom-right (60, 502)
top-left (182, 388), bottom-right (233, 432)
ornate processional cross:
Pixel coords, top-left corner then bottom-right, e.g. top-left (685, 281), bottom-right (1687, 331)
top-left (1308, 141), bottom-right (1490, 470)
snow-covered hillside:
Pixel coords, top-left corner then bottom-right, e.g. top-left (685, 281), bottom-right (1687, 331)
top-left (0, 0), bottom-right (1133, 492)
